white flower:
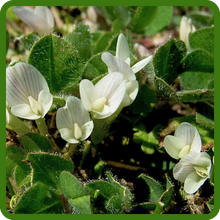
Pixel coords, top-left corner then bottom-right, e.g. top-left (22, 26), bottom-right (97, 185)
top-left (173, 151), bottom-right (212, 194)
top-left (179, 16), bottom-right (196, 50)
top-left (101, 33), bottom-right (153, 106)
top-left (80, 72), bottom-right (126, 119)
top-left (164, 122), bottom-right (201, 160)
top-left (13, 6), bottom-right (54, 34)
top-left (56, 96), bottom-right (94, 144)
top-left (6, 62), bottom-right (53, 120)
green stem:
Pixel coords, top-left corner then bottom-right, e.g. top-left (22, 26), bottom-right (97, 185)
top-left (79, 141), bottom-right (91, 169)
top-left (7, 114), bottom-right (31, 136)
top-left (35, 118), bottom-right (48, 136)
top-left (63, 143), bottom-right (78, 159)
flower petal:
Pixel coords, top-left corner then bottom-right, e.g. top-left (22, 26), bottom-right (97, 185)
top-left (131, 55), bottom-right (153, 74)
top-left (92, 104), bottom-right (111, 119)
top-left (101, 52), bottom-right (135, 81)
top-left (34, 6), bottom-right (54, 33)
top-left (11, 104), bottom-right (40, 120)
top-left (6, 62), bottom-right (49, 107)
top-left (66, 96), bottom-right (90, 127)
top-left (174, 122), bottom-right (201, 152)
top-left (184, 171), bottom-right (207, 194)
top-left (56, 105), bottom-right (73, 131)
top-left (13, 6), bottom-right (49, 34)
top-left (116, 33), bottom-right (130, 64)
top-left (173, 151), bottom-right (200, 182)
top-left (81, 121), bottom-right (94, 140)
top-left (80, 79), bottom-right (99, 111)
top-left (38, 90), bottom-right (53, 117)
top-left (59, 128), bottom-right (79, 144)
top-left (164, 135), bottom-right (186, 159)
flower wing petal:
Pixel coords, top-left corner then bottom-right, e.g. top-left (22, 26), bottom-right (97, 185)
top-left (101, 52), bottom-right (119, 73)
top-left (66, 96), bottom-right (90, 126)
top-left (56, 105), bottom-right (73, 131)
top-left (116, 33), bottom-right (130, 64)
top-left (164, 135), bottom-right (186, 159)
top-left (81, 121), bottom-right (94, 140)
top-left (175, 122), bottom-right (201, 152)
top-left (6, 62), bottom-right (49, 107)
top-left (80, 79), bottom-right (98, 111)
top-left (184, 171), bottom-right (207, 194)
top-left (173, 151), bottom-right (199, 182)
top-left (131, 55), bottom-right (153, 74)
top-left (38, 90), bottom-right (53, 118)
top-left (11, 104), bottom-right (40, 120)
top-left (35, 6), bottom-right (54, 33)
top-left (13, 6), bottom-right (47, 34)
top-left (59, 128), bottom-right (79, 144)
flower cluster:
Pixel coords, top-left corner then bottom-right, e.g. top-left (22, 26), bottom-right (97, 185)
top-left (164, 122), bottom-right (212, 194)
top-left (6, 33), bottom-right (152, 145)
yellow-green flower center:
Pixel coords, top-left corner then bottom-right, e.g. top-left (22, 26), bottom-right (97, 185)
top-left (92, 97), bottom-right (107, 112)
top-left (178, 145), bottom-right (191, 158)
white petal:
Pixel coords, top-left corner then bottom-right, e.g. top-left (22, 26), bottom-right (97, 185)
top-left (131, 55), bottom-right (153, 74)
top-left (174, 122), bottom-right (201, 152)
top-left (67, 96), bottom-right (91, 127)
top-left (38, 90), bottom-right (53, 117)
top-left (80, 79), bottom-right (99, 111)
top-left (173, 162), bottom-right (194, 183)
top-left (6, 62), bottom-right (49, 107)
top-left (6, 108), bottom-right (10, 125)
top-left (13, 6), bottom-right (48, 34)
top-left (59, 128), bottom-right (79, 144)
top-left (95, 72), bottom-right (124, 99)
top-left (179, 16), bottom-right (188, 45)
top-left (102, 53), bottom-right (135, 81)
top-left (173, 151), bottom-right (200, 182)
top-left (56, 106), bottom-right (73, 131)
top-left (92, 105), bottom-right (111, 119)
top-left (81, 121), bottom-right (94, 140)
top-left (35, 6), bottom-right (54, 33)
top-left (164, 135), bottom-right (186, 159)
top-left (11, 104), bottom-right (40, 120)
top-left (116, 33), bottom-right (130, 64)
top-left (126, 80), bottom-right (139, 103)
top-left (101, 52), bottom-right (119, 73)
top-left (184, 171), bottom-right (207, 194)
top-left (196, 152), bottom-right (212, 174)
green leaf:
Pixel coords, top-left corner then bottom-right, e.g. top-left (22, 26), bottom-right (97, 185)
top-left (59, 171), bottom-right (91, 214)
top-left (188, 12), bottom-right (214, 29)
top-left (180, 72), bottom-right (214, 90)
top-left (82, 53), bottom-right (108, 80)
top-left (14, 183), bottom-right (63, 214)
top-left (6, 29), bottom-right (9, 54)
top-left (159, 185), bottom-right (174, 209)
top-left (135, 174), bottom-right (164, 203)
top-left (145, 6), bottom-right (173, 35)
top-left (129, 6), bottom-right (158, 34)
top-left (26, 153), bottom-right (74, 191)
top-left (19, 33), bottom-right (39, 50)
top-left (207, 197), bottom-right (214, 212)
top-left (181, 49), bottom-right (214, 73)
top-left (95, 32), bottom-right (115, 53)
top-left (154, 76), bottom-right (179, 101)
top-left (6, 146), bottom-right (25, 157)
top-left (130, 84), bottom-right (157, 117)
top-left (85, 172), bottom-right (133, 213)
top-left (28, 34), bottom-right (83, 93)
top-left (65, 24), bottom-right (92, 62)
top-left (189, 27), bottom-right (214, 55)
top-left (69, 195), bottom-right (92, 214)
top-left (133, 202), bottom-right (157, 213)
top-left (22, 133), bottom-right (51, 153)
top-left (90, 31), bottom-right (103, 52)
top-left (153, 38), bottom-right (187, 85)
top-left (14, 162), bottom-right (31, 187)
top-left (97, 6), bottom-right (133, 27)
top-left (133, 124), bottom-right (163, 154)
top-left (196, 102), bottom-right (214, 127)
top-left (176, 89), bottom-right (214, 102)
top-left (105, 195), bottom-right (123, 214)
